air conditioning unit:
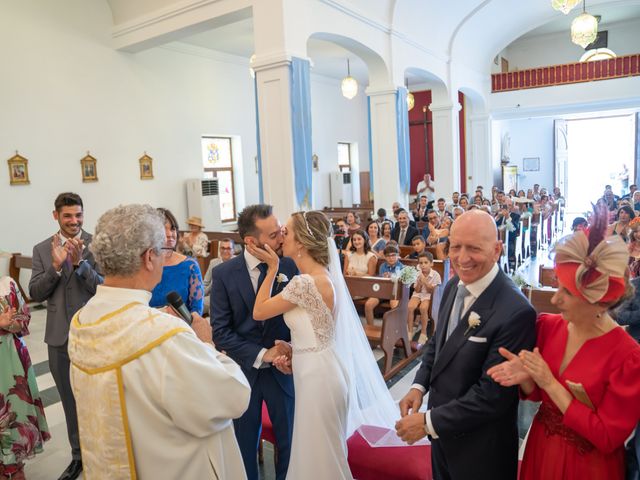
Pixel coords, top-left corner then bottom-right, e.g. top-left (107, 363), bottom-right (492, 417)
top-left (329, 171), bottom-right (353, 208)
top-left (186, 178), bottom-right (222, 231)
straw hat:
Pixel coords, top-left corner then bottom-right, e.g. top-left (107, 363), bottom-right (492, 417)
top-left (186, 216), bottom-right (204, 228)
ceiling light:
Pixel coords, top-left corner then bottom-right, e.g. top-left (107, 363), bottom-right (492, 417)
top-left (580, 48), bottom-right (616, 62)
top-left (551, 0), bottom-right (581, 14)
top-left (341, 59), bottom-right (358, 99)
top-left (571, 1), bottom-right (598, 48)
top-left (405, 79), bottom-right (415, 111)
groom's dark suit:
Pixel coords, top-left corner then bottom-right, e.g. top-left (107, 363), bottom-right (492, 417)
top-left (211, 252), bottom-right (297, 480)
top-left (413, 268), bottom-right (536, 480)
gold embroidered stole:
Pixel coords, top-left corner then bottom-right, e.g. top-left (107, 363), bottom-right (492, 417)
top-left (68, 302), bottom-right (189, 480)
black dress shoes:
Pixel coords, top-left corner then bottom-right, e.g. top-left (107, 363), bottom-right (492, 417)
top-left (58, 459), bottom-right (83, 480)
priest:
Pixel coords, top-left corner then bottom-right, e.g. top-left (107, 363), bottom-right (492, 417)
top-left (68, 204), bottom-right (250, 479)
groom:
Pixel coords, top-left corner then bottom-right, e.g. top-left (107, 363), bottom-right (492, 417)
top-left (396, 210), bottom-right (536, 479)
top-left (211, 204), bottom-right (297, 480)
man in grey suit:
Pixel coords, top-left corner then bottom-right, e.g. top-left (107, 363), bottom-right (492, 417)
top-left (29, 192), bottom-right (103, 480)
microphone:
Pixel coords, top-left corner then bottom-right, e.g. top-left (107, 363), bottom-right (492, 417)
top-left (166, 291), bottom-right (192, 325)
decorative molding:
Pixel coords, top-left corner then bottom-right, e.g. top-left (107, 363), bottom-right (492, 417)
top-left (491, 54), bottom-right (640, 92)
top-left (160, 42), bottom-right (250, 67)
top-left (112, 0), bottom-right (247, 39)
top-left (447, 0), bottom-right (492, 56)
top-left (429, 103), bottom-right (462, 113)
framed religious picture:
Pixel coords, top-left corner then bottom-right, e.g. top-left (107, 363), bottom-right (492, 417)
top-left (523, 157), bottom-right (540, 172)
top-left (139, 153), bottom-right (154, 180)
top-left (312, 154), bottom-right (319, 171)
top-left (81, 152), bottom-right (98, 182)
top-left (8, 152), bottom-right (30, 185)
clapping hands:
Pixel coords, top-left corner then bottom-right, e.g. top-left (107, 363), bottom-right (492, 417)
top-left (51, 234), bottom-right (84, 270)
top-left (488, 347), bottom-right (555, 392)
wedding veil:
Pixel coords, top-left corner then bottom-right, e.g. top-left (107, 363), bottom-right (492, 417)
top-left (326, 238), bottom-right (400, 437)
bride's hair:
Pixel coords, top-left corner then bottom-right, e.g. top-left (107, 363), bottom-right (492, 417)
top-left (291, 211), bottom-right (332, 266)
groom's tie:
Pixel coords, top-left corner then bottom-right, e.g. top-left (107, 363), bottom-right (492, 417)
top-left (256, 263), bottom-right (268, 332)
top-left (446, 284), bottom-right (470, 341)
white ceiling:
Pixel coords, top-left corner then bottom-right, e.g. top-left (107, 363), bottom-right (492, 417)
top-left (180, 18), bottom-right (371, 83)
top-left (519, 3), bottom-right (640, 39)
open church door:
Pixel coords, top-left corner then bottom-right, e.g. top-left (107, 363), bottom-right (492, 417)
top-left (554, 119), bottom-right (569, 205)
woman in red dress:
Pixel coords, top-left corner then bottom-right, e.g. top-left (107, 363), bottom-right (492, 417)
top-left (489, 209), bottom-right (640, 479)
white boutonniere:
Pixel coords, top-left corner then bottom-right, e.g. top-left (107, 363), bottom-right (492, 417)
top-left (464, 311), bottom-right (481, 335)
top-left (276, 273), bottom-right (289, 286)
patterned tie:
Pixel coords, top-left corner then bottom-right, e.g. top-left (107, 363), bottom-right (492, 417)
top-left (446, 284), bottom-right (470, 341)
top-left (399, 228), bottom-right (407, 245)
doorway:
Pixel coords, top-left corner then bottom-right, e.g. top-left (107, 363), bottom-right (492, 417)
top-left (565, 114), bottom-right (636, 213)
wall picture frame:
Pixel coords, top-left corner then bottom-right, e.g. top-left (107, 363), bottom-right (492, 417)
top-left (8, 152), bottom-right (30, 185)
top-left (523, 157), bottom-right (540, 172)
top-left (312, 153), bottom-right (319, 171)
top-left (81, 152), bottom-right (98, 182)
top-left (139, 153), bottom-right (154, 179)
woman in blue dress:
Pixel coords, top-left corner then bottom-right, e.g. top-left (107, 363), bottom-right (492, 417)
top-left (150, 208), bottom-right (204, 314)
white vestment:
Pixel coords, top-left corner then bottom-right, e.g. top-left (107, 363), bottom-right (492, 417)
top-left (69, 285), bottom-right (250, 479)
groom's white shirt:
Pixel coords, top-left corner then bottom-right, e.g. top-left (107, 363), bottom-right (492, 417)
top-left (411, 263), bottom-right (499, 438)
top-left (244, 249), bottom-right (270, 369)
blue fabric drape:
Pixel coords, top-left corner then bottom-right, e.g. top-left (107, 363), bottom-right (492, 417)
top-left (254, 77), bottom-right (264, 203)
top-left (396, 87), bottom-right (411, 195)
top-left (367, 96), bottom-right (374, 196)
top-left (290, 57), bottom-right (313, 208)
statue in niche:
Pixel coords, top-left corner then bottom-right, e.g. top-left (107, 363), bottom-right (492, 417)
top-left (501, 132), bottom-right (511, 165)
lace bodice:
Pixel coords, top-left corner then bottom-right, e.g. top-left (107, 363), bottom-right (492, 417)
top-left (282, 274), bottom-right (335, 353)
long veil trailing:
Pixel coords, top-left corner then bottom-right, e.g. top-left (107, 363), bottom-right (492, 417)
top-left (326, 238), bottom-right (401, 441)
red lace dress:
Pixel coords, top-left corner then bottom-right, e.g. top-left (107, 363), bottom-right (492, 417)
top-left (520, 314), bottom-right (640, 480)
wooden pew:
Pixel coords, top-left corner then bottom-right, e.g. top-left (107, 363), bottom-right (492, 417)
top-left (514, 220), bottom-right (523, 268)
top-left (399, 245), bottom-right (414, 258)
top-left (538, 265), bottom-right (558, 288)
top-left (522, 287), bottom-right (560, 314)
top-left (9, 253), bottom-right (32, 303)
top-left (498, 228), bottom-right (510, 273)
top-left (531, 212), bottom-right (541, 255)
top-left (344, 276), bottom-right (413, 379)
top-left (522, 217), bottom-right (531, 258)
top-left (323, 207), bottom-right (373, 224)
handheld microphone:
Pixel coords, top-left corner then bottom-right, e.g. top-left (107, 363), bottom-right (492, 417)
top-left (166, 291), bottom-right (192, 325)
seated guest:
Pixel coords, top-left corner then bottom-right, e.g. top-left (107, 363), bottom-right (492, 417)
top-left (406, 252), bottom-right (441, 346)
top-left (571, 217), bottom-right (588, 232)
top-left (459, 196), bottom-right (470, 210)
top-left (406, 235), bottom-right (427, 259)
top-left (345, 211), bottom-right (361, 234)
top-left (613, 276), bottom-right (640, 343)
top-left (364, 244), bottom-right (403, 326)
top-left (422, 210), bottom-right (449, 246)
top-left (439, 216), bottom-right (452, 242)
top-left (392, 210), bottom-right (420, 245)
top-left (413, 196), bottom-right (429, 223)
top-left (376, 208), bottom-right (393, 226)
top-left (628, 218), bottom-right (640, 278)
top-left (607, 205), bottom-right (634, 242)
top-left (376, 221), bottom-right (393, 258)
top-left (68, 204), bottom-right (250, 479)
top-left (488, 209), bottom-right (640, 480)
top-left (0, 276), bottom-right (50, 479)
top-left (473, 195), bottom-right (483, 207)
top-left (367, 221), bottom-right (387, 256)
top-left (452, 206), bottom-right (465, 219)
top-left (203, 238), bottom-right (236, 315)
top-left (333, 218), bottom-right (350, 251)
top-left (179, 216), bottom-right (209, 257)
top-left (446, 192), bottom-right (460, 213)
top-left (434, 198), bottom-right (448, 220)
top-left (150, 208), bottom-right (204, 314)
top-left (343, 229), bottom-right (377, 277)
top-left (633, 191), bottom-right (640, 212)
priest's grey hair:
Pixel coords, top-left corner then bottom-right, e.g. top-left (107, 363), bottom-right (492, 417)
top-left (91, 204), bottom-right (166, 276)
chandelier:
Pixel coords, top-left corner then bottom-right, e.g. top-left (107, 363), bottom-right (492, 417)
top-left (571, 1), bottom-right (598, 48)
top-left (551, 0), bottom-right (581, 14)
top-left (580, 48), bottom-right (616, 62)
top-left (341, 59), bottom-right (358, 99)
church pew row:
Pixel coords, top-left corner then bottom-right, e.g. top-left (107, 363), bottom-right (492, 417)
top-left (522, 287), bottom-right (560, 315)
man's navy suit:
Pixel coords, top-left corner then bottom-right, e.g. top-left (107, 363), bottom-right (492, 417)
top-left (211, 254), bottom-right (297, 480)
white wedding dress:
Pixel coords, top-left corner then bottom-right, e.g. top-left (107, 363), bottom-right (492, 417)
top-left (281, 274), bottom-right (353, 480)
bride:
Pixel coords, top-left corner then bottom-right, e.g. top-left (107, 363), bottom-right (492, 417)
top-left (249, 210), bottom-right (398, 479)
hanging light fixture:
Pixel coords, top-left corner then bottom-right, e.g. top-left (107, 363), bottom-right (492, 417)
top-left (580, 48), bottom-right (616, 62)
top-left (341, 59), bottom-right (358, 99)
top-left (551, 0), bottom-right (581, 14)
top-left (406, 79), bottom-right (415, 111)
top-left (249, 53), bottom-right (256, 79)
top-left (571, 1), bottom-right (598, 48)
